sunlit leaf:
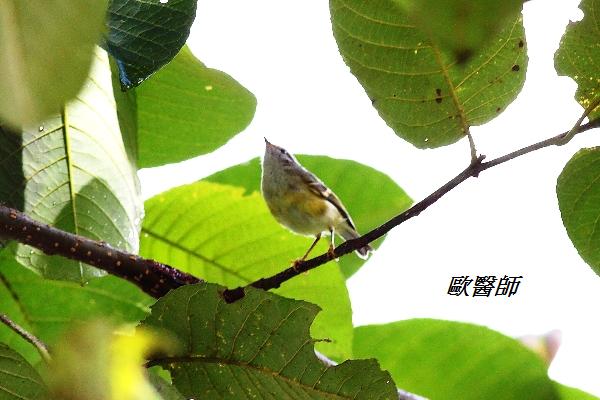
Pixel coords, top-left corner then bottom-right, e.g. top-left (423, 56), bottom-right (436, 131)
top-left (106, 0), bottom-right (197, 89)
top-left (0, 0), bottom-right (107, 127)
top-left (140, 180), bottom-right (353, 360)
top-left (136, 47), bottom-right (256, 167)
top-left (354, 319), bottom-right (559, 400)
top-left (330, 0), bottom-right (527, 148)
top-left (554, 0), bottom-right (600, 119)
top-left (557, 147), bottom-right (600, 276)
top-left (0, 343), bottom-right (48, 400)
top-left (141, 284), bottom-right (399, 400)
top-left (0, 48), bottom-right (142, 282)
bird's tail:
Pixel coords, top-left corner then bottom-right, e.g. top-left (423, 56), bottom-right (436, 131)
top-left (338, 225), bottom-right (373, 260)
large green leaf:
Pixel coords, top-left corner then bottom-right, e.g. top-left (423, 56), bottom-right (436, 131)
top-left (396, 0), bottom-right (523, 64)
top-left (353, 319), bottom-right (559, 400)
top-left (0, 0), bottom-right (107, 127)
top-left (330, 0), bottom-right (527, 148)
top-left (205, 156), bottom-right (412, 278)
top-left (106, 0), bottom-right (197, 89)
top-left (141, 284), bottom-right (399, 400)
top-left (555, 0), bottom-right (600, 120)
top-left (136, 47), bottom-right (256, 167)
top-left (140, 180), bottom-right (354, 360)
top-left (556, 148), bottom-right (600, 276)
top-left (0, 343), bottom-right (48, 400)
top-left (0, 252), bottom-right (152, 366)
top-left (0, 48), bottom-right (142, 283)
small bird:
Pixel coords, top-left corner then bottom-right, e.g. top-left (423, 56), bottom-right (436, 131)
top-left (261, 138), bottom-right (372, 263)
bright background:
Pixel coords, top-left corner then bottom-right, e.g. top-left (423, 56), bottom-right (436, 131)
top-left (139, 0), bottom-right (600, 395)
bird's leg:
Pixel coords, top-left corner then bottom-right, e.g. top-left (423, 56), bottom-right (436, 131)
top-left (293, 233), bottom-right (321, 271)
top-left (328, 228), bottom-right (338, 261)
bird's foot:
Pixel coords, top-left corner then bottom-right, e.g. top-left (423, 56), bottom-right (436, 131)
top-left (327, 245), bottom-right (339, 262)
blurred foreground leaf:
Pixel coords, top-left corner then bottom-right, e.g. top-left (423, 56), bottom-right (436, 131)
top-left (354, 319), bottom-right (559, 400)
top-left (141, 284), bottom-right (398, 400)
top-left (47, 320), bottom-right (176, 400)
top-left (0, 0), bottom-right (107, 127)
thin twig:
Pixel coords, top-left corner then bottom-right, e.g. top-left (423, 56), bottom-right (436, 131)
top-left (223, 117), bottom-right (599, 302)
top-left (467, 132), bottom-right (478, 162)
top-left (0, 313), bottom-right (51, 363)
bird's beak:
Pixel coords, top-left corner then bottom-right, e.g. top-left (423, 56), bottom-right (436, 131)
top-left (264, 137), bottom-right (272, 146)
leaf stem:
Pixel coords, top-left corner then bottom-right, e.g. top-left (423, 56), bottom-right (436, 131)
top-left (0, 313), bottom-right (51, 363)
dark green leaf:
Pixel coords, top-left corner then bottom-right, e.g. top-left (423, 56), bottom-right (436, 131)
top-left (140, 180), bottom-right (353, 360)
top-left (0, 343), bottom-right (48, 400)
top-left (205, 156), bottom-right (412, 278)
top-left (141, 284), bottom-right (398, 400)
top-left (396, 0), bottom-right (523, 64)
top-left (353, 319), bottom-right (559, 400)
top-left (557, 147), bottom-right (600, 276)
top-left (554, 0), bottom-right (600, 120)
top-left (0, 1), bottom-right (107, 127)
top-left (0, 252), bottom-right (152, 365)
top-left (136, 47), bottom-right (256, 167)
top-left (0, 49), bottom-right (143, 282)
top-left (330, 0), bottom-right (527, 148)
top-left (106, 0), bottom-right (197, 89)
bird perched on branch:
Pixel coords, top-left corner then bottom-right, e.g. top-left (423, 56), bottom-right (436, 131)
top-left (261, 138), bottom-right (372, 263)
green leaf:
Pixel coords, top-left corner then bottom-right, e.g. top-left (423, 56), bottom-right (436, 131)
top-left (0, 48), bottom-right (143, 283)
top-left (148, 373), bottom-right (186, 400)
top-left (554, 0), bottom-right (600, 120)
top-left (396, 0), bottom-right (523, 64)
top-left (0, 0), bottom-right (107, 127)
top-left (556, 147), bottom-right (600, 276)
top-left (136, 47), bottom-right (256, 167)
top-left (555, 382), bottom-right (599, 400)
top-left (141, 283), bottom-right (398, 400)
top-left (106, 0), bottom-right (197, 89)
top-left (0, 343), bottom-right (48, 400)
top-left (0, 252), bottom-right (152, 365)
top-left (205, 156), bottom-right (412, 278)
top-left (353, 319), bottom-right (559, 400)
top-left (140, 179), bottom-right (354, 360)
top-left (330, 0), bottom-right (527, 148)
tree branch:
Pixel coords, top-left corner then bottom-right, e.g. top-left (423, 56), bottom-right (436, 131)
top-left (0, 206), bottom-right (201, 298)
top-left (0, 116), bottom-right (598, 303)
top-left (0, 313), bottom-right (51, 363)
top-left (222, 118), bottom-right (599, 302)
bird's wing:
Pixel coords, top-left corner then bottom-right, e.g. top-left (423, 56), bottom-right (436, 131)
top-left (298, 167), bottom-right (357, 231)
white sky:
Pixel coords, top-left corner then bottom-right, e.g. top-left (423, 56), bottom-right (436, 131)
top-left (140, 0), bottom-right (600, 395)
